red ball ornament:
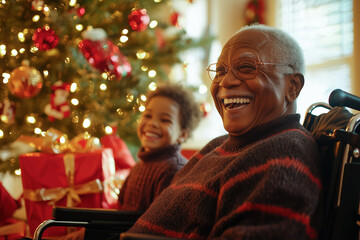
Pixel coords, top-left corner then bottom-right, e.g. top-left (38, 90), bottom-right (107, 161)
top-left (8, 62), bottom-right (43, 99)
top-left (79, 28), bottom-right (132, 80)
top-left (32, 26), bottom-right (59, 51)
top-left (77, 7), bottom-right (85, 17)
top-left (128, 9), bottom-right (150, 31)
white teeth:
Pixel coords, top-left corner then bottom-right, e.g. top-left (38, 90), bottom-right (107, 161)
top-left (145, 132), bottom-right (159, 137)
top-left (223, 98), bottom-right (251, 105)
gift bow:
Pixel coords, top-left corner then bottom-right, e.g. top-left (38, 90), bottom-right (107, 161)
top-left (17, 128), bottom-right (101, 154)
top-left (23, 153), bottom-right (103, 206)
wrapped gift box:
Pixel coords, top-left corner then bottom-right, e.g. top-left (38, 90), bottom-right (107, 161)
top-left (19, 148), bottom-right (116, 237)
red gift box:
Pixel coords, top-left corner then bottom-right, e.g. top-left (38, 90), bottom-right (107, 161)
top-left (19, 148), bottom-right (116, 237)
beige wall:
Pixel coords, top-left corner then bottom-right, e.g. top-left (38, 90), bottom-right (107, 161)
top-left (352, 0), bottom-right (360, 96)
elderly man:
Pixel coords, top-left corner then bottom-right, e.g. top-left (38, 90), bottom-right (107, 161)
top-left (125, 24), bottom-right (322, 240)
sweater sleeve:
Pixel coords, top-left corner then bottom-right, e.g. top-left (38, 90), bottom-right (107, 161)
top-left (210, 132), bottom-right (322, 240)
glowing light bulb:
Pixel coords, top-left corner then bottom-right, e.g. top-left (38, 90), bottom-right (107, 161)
top-left (34, 128), bottom-right (42, 134)
top-left (148, 82), bottom-right (157, 91)
top-left (139, 105), bottom-right (145, 112)
top-left (83, 118), bottom-right (91, 128)
top-left (70, 83), bottom-right (77, 92)
top-left (76, 24), bottom-right (83, 31)
top-left (32, 15), bottom-right (40, 22)
top-left (148, 70), bottom-right (156, 78)
top-left (11, 49), bottom-right (18, 56)
top-left (14, 169), bottom-right (21, 176)
top-left (149, 20), bottom-right (158, 28)
top-left (71, 98), bottom-right (79, 105)
top-left (69, 0), bottom-right (76, 7)
top-left (120, 36), bottom-right (128, 43)
top-left (105, 126), bottom-right (113, 134)
top-left (26, 115), bottom-right (36, 124)
top-left (98, 83), bottom-right (106, 91)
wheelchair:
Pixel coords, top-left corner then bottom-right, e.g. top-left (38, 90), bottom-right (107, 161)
top-left (32, 89), bottom-right (360, 240)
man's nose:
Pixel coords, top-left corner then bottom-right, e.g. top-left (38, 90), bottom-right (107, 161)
top-left (218, 70), bottom-right (243, 88)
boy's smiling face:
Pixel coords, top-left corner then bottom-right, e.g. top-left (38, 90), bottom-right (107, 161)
top-left (137, 96), bottom-right (187, 152)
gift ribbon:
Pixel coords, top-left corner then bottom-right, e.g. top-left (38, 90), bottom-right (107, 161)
top-left (23, 153), bottom-right (103, 206)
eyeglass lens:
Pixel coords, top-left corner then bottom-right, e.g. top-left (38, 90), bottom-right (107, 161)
top-left (208, 60), bottom-right (258, 81)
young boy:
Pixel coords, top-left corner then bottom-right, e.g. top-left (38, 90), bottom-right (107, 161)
top-left (118, 82), bottom-right (202, 212)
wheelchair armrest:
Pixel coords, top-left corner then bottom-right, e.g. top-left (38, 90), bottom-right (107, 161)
top-left (53, 206), bottom-right (142, 222)
top-left (120, 232), bottom-right (178, 240)
top-left (34, 207), bottom-right (143, 240)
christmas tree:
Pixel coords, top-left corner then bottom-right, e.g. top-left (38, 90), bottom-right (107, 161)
top-left (0, 0), bottom-right (209, 173)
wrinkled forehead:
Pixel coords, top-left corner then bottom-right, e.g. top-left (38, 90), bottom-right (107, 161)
top-left (219, 29), bottom-right (271, 61)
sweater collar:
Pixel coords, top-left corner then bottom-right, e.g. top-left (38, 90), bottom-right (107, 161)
top-left (138, 144), bottom-right (181, 162)
top-left (223, 114), bottom-right (301, 151)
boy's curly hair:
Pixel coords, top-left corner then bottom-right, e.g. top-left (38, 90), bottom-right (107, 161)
top-left (145, 82), bottom-right (202, 137)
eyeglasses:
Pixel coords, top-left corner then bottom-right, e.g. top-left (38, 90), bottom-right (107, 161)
top-left (206, 59), bottom-right (293, 82)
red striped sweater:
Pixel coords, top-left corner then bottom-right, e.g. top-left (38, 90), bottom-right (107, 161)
top-left (127, 114), bottom-right (322, 240)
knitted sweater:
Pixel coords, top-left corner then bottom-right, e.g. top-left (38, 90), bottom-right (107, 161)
top-left (127, 114), bottom-right (322, 239)
top-left (118, 144), bottom-right (187, 212)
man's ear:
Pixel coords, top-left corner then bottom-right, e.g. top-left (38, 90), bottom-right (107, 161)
top-left (286, 73), bottom-right (304, 103)
top-left (177, 130), bottom-right (189, 145)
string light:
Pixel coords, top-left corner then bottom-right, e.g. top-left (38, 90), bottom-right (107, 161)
top-left (148, 82), bottom-right (157, 91)
top-left (32, 15), bottom-right (40, 22)
top-left (71, 98), bottom-right (79, 105)
top-left (101, 73), bottom-right (108, 79)
top-left (69, 0), bottom-right (77, 7)
top-left (119, 36), bottom-right (128, 43)
top-left (26, 115), bottom-right (36, 124)
top-left (18, 32), bottom-right (25, 42)
top-left (43, 5), bottom-right (50, 16)
top-left (72, 116), bottom-right (79, 123)
top-left (30, 46), bottom-right (38, 53)
top-left (59, 136), bottom-right (66, 144)
top-left (0, 44), bottom-right (6, 56)
top-left (149, 20), bottom-right (158, 28)
top-left (126, 94), bottom-right (134, 102)
top-left (141, 65), bottom-right (148, 71)
top-left (100, 83), bottom-right (107, 90)
top-left (0, 129), bottom-right (3, 138)
top-left (136, 50), bottom-right (147, 59)
top-left (148, 70), bottom-right (156, 78)
top-left (140, 94), bottom-right (146, 101)
top-left (70, 82), bottom-right (77, 92)
top-left (34, 128), bottom-right (42, 134)
top-left (2, 73), bottom-right (10, 83)
top-left (10, 49), bottom-right (18, 56)
top-left (75, 24), bottom-right (83, 31)
top-left (14, 169), bottom-right (21, 176)
top-left (139, 105), bottom-right (145, 112)
top-left (122, 29), bottom-right (129, 34)
top-left (105, 126), bottom-right (113, 134)
top-left (83, 118), bottom-right (91, 128)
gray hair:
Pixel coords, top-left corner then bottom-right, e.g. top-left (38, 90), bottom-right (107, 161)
top-left (239, 24), bottom-right (305, 74)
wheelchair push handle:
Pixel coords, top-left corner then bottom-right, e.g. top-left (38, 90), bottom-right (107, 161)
top-left (329, 89), bottom-right (360, 111)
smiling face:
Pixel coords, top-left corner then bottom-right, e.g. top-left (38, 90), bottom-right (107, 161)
top-left (137, 96), bottom-right (187, 152)
top-left (210, 29), bottom-right (301, 136)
